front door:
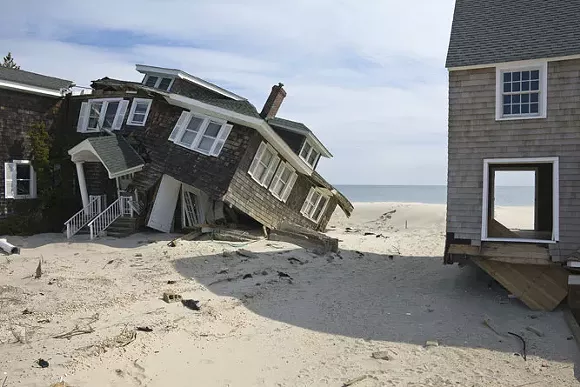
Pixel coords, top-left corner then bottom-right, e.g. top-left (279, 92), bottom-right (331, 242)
top-left (147, 174), bottom-right (181, 233)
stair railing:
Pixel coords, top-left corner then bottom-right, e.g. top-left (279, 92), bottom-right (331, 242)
top-left (87, 196), bottom-right (133, 239)
top-left (65, 196), bottom-right (101, 239)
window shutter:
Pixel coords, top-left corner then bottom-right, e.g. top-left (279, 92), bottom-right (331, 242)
top-left (4, 162), bottom-right (15, 199)
top-left (301, 188), bottom-right (315, 215)
top-left (77, 102), bottom-right (89, 132)
top-left (169, 111), bottom-right (191, 142)
top-left (210, 124), bottom-right (233, 156)
top-left (263, 155), bottom-right (280, 187)
top-left (269, 163), bottom-right (285, 192)
top-left (281, 172), bottom-right (298, 202)
top-left (112, 100), bottom-right (129, 130)
top-left (30, 166), bottom-right (37, 199)
top-left (248, 142), bottom-right (267, 177)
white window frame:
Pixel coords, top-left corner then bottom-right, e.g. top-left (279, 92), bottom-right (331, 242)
top-left (301, 187), bottom-right (330, 223)
top-left (299, 140), bottom-right (320, 169)
top-left (77, 98), bottom-right (129, 133)
top-left (168, 111), bottom-right (233, 157)
top-left (143, 74), bottom-right (175, 91)
top-left (248, 142), bottom-right (280, 187)
top-left (481, 157), bottom-right (559, 243)
top-left (127, 98), bottom-right (152, 126)
top-left (495, 60), bottom-right (548, 121)
top-left (4, 160), bottom-right (36, 199)
top-left (269, 162), bottom-right (298, 202)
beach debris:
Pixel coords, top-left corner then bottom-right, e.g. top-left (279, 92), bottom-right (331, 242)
top-left (181, 299), bottom-right (201, 311)
top-left (34, 257), bottom-right (42, 279)
top-left (237, 249), bottom-right (259, 259)
top-left (287, 257), bottom-right (304, 265)
top-left (102, 259), bottom-right (114, 269)
top-left (2, 373), bottom-right (7, 387)
top-left (345, 227), bottom-right (353, 233)
top-left (37, 358), bottom-right (49, 368)
top-left (54, 313), bottom-right (99, 339)
top-left (371, 351), bottom-right (392, 360)
top-left (217, 267), bottom-right (229, 274)
top-left (277, 271), bottom-right (292, 280)
top-left (425, 340), bottom-right (439, 347)
top-left (136, 326), bottom-right (153, 332)
top-left (266, 243), bottom-right (284, 249)
top-left (568, 336), bottom-right (574, 341)
top-left (483, 317), bottom-right (504, 337)
top-left (355, 251), bottom-right (365, 258)
top-left (48, 279), bottom-right (56, 285)
top-left (0, 238), bottom-right (20, 255)
top-left (342, 375), bottom-right (373, 386)
top-left (243, 274), bottom-right (253, 279)
top-left (113, 325), bottom-right (137, 347)
top-left (526, 326), bottom-right (544, 337)
top-left (167, 280), bottom-right (177, 285)
top-left (163, 292), bottom-right (182, 303)
top-left (508, 332), bottom-right (527, 361)
top-left (364, 232), bottom-right (376, 236)
top-left (10, 325), bottom-right (28, 343)
top-left (261, 270), bottom-right (268, 276)
top-left (50, 383), bottom-right (69, 387)
top-left (135, 253), bottom-right (143, 257)
top-left (115, 369), bottom-right (124, 377)
top-left (37, 319), bottom-right (50, 324)
top-left (22, 308), bottom-right (32, 315)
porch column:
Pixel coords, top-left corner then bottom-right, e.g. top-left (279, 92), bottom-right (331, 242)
top-left (75, 161), bottom-right (90, 208)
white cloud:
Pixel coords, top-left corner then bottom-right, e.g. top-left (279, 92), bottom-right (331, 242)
top-left (0, 0), bottom-right (455, 185)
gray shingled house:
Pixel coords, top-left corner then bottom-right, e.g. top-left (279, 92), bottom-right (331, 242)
top-left (63, 65), bottom-right (353, 239)
top-left (444, 0), bottom-right (580, 310)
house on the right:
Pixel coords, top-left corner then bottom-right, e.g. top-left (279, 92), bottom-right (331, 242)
top-left (444, 0), bottom-right (580, 310)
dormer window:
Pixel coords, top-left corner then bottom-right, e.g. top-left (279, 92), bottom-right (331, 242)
top-left (299, 141), bottom-right (320, 169)
top-left (143, 74), bottom-right (174, 91)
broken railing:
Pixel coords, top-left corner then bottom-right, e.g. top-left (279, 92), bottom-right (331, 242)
top-left (65, 196), bottom-right (102, 239)
top-left (87, 196), bottom-right (133, 239)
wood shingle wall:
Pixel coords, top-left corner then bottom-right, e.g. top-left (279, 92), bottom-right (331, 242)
top-left (448, 59), bottom-right (580, 260)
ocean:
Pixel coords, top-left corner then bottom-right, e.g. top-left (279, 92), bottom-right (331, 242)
top-left (334, 185), bottom-right (535, 206)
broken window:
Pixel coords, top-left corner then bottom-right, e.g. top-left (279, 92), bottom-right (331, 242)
top-left (168, 111), bottom-right (233, 157)
top-left (483, 158), bottom-right (558, 242)
top-left (248, 142), bottom-right (280, 187)
top-left (269, 162), bottom-right (298, 202)
top-left (77, 98), bottom-right (129, 132)
top-left (301, 188), bottom-right (330, 223)
top-left (143, 75), bottom-right (174, 91)
top-left (299, 140), bottom-right (320, 169)
top-left (127, 98), bottom-right (152, 126)
top-left (4, 160), bottom-right (36, 199)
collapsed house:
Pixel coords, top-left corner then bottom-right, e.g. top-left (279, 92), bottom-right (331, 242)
top-left (0, 64), bottom-right (352, 240)
top-left (444, 0), bottom-right (580, 311)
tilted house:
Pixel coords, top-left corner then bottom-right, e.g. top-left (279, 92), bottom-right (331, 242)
top-left (0, 67), bottom-right (74, 232)
top-left (64, 65), bottom-right (353, 239)
top-left (444, 0), bottom-right (580, 310)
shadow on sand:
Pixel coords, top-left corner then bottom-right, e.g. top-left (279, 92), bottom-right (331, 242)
top-left (172, 247), bottom-right (580, 372)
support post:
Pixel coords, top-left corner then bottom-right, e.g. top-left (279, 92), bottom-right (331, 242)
top-left (75, 161), bottom-right (89, 209)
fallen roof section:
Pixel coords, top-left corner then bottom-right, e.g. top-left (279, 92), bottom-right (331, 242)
top-left (68, 135), bottom-right (145, 178)
top-left (310, 171), bottom-right (353, 217)
top-left (268, 117), bottom-right (332, 158)
top-left (0, 67), bottom-right (74, 96)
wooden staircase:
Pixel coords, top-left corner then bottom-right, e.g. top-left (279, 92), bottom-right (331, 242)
top-left (106, 216), bottom-right (139, 238)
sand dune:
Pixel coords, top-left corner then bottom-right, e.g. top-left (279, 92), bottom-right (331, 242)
top-left (0, 203), bottom-right (578, 386)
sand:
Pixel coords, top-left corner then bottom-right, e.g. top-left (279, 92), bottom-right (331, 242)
top-left (0, 202), bottom-right (578, 387)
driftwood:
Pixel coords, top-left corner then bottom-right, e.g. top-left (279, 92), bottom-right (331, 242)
top-left (269, 223), bottom-right (338, 255)
top-left (54, 314), bottom-right (99, 339)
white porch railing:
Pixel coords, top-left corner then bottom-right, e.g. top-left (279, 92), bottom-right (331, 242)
top-left (65, 196), bottom-right (102, 239)
top-left (87, 196), bottom-right (133, 239)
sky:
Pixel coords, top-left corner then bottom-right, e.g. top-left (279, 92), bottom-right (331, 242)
top-left (0, 0), bottom-right (457, 185)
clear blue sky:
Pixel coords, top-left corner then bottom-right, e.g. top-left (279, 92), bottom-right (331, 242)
top-left (1, 0), bottom-right (458, 185)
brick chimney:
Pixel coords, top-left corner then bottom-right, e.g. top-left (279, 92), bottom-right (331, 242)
top-left (260, 82), bottom-right (287, 119)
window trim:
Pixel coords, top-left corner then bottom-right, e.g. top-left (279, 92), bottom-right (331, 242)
top-left (127, 98), bottom-right (152, 126)
top-left (481, 157), bottom-right (559, 243)
top-left (143, 74), bottom-right (175, 91)
top-left (168, 111), bottom-right (233, 157)
top-left (301, 187), bottom-right (330, 223)
top-left (269, 161), bottom-right (297, 202)
top-left (299, 140), bottom-right (320, 169)
top-left (78, 98), bottom-right (128, 133)
top-left (5, 160), bottom-right (36, 199)
top-left (495, 60), bottom-right (548, 121)
top-left (248, 142), bottom-right (280, 187)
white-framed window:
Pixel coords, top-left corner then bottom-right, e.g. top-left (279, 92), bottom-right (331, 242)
top-left (143, 75), bottom-right (174, 91)
top-left (127, 98), bottom-right (152, 126)
top-left (496, 60), bottom-right (547, 120)
top-left (168, 111), bottom-right (233, 157)
top-left (248, 142), bottom-right (280, 187)
top-left (269, 162), bottom-right (297, 202)
top-left (77, 98), bottom-right (129, 133)
top-left (4, 160), bottom-right (36, 199)
top-left (301, 187), bottom-right (330, 223)
top-left (299, 140), bottom-right (320, 169)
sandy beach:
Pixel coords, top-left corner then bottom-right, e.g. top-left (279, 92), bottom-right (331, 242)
top-left (1, 202), bottom-right (578, 386)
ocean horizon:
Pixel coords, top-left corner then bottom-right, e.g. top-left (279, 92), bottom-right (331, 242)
top-left (335, 185), bottom-right (535, 206)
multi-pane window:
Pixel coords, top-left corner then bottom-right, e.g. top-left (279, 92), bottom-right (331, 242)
top-left (78, 98), bottom-right (129, 132)
top-left (502, 69), bottom-right (540, 116)
top-left (248, 142), bottom-right (280, 187)
top-left (143, 75), bottom-right (174, 91)
top-left (301, 188), bottom-right (329, 223)
top-left (4, 160), bottom-right (36, 199)
top-left (168, 111), bottom-right (233, 157)
top-left (127, 98), bottom-right (152, 126)
top-left (299, 140), bottom-right (320, 169)
top-left (269, 162), bottom-right (297, 202)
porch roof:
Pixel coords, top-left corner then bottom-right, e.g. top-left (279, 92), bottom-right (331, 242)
top-left (68, 135), bottom-right (145, 178)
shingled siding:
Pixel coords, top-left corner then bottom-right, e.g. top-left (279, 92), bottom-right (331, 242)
top-left (223, 133), bottom-right (337, 232)
top-left (0, 88), bottom-right (61, 217)
top-left (447, 59), bottom-right (580, 260)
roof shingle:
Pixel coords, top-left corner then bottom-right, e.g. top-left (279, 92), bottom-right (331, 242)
top-left (0, 67), bottom-right (73, 90)
top-left (446, 0), bottom-right (580, 68)
top-left (87, 135), bottom-right (144, 176)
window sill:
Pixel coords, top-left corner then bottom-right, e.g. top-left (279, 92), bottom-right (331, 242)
top-left (174, 142), bottom-right (213, 157)
top-left (269, 191), bottom-right (287, 203)
top-left (482, 237), bottom-right (557, 244)
top-left (495, 114), bottom-right (546, 121)
top-left (248, 172), bottom-right (269, 188)
top-left (12, 196), bottom-right (36, 200)
top-left (127, 121), bottom-right (146, 127)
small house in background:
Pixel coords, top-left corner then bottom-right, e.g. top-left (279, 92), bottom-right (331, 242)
top-left (444, 0), bottom-right (580, 310)
top-left (62, 65), bottom-right (353, 239)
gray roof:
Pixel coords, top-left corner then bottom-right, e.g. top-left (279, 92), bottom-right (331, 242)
top-left (0, 67), bottom-right (73, 90)
top-left (202, 98), bottom-right (262, 119)
top-left (446, 0), bottom-right (580, 68)
top-left (267, 117), bottom-right (311, 134)
top-left (88, 135), bottom-right (144, 176)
